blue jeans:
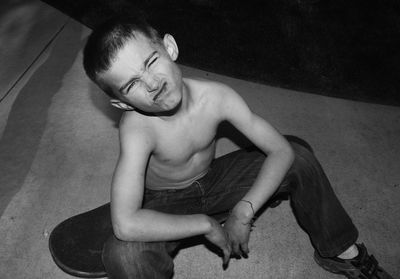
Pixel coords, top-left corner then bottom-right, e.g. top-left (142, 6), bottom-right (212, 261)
top-left (102, 137), bottom-right (358, 279)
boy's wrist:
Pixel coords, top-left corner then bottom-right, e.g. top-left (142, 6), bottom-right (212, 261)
top-left (231, 200), bottom-right (255, 223)
top-left (203, 214), bottom-right (217, 234)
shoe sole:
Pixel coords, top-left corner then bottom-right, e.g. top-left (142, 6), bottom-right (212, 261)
top-left (313, 253), bottom-right (357, 279)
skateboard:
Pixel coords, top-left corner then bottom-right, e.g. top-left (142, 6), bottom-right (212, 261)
top-left (49, 203), bottom-right (112, 278)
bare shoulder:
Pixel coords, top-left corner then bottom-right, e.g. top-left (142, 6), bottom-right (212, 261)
top-left (184, 77), bottom-right (237, 107)
top-left (186, 77), bottom-right (234, 94)
top-left (186, 78), bottom-right (246, 120)
top-left (118, 111), bottom-right (157, 151)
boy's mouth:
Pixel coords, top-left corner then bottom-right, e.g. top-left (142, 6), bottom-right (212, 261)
top-left (153, 83), bottom-right (167, 101)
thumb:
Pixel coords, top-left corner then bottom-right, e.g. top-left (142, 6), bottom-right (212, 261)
top-left (222, 244), bottom-right (231, 269)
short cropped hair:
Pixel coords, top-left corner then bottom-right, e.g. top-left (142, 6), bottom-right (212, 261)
top-left (83, 16), bottom-right (162, 98)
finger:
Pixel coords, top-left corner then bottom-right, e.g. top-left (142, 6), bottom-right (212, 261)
top-left (222, 247), bottom-right (231, 269)
top-left (240, 242), bottom-right (249, 258)
top-left (232, 242), bottom-right (241, 258)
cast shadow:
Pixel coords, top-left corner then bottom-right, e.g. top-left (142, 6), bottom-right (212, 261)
top-left (0, 20), bottom-right (83, 215)
top-left (216, 121), bottom-right (252, 150)
top-left (88, 81), bottom-right (123, 128)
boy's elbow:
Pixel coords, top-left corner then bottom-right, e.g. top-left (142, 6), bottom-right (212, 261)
top-left (113, 223), bottom-right (130, 241)
top-left (112, 219), bottom-right (140, 241)
top-left (286, 144), bottom-right (295, 164)
top-left (278, 141), bottom-right (295, 166)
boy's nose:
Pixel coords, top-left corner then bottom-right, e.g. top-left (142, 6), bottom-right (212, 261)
top-left (143, 73), bottom-right (159, 92)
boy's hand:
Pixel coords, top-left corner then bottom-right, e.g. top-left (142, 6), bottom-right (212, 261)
top-left (204, 216), bottom-right (232, 268)
top-left (223, 212), bottom-right (252, 258)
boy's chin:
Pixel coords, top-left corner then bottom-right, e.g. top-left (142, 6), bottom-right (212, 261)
top-left (156, 99), bottom-right (183, 116)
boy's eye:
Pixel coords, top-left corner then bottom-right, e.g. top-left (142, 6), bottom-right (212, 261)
top-left (148, 57), bottom-right (158, 67)
top-left (127, 80), bottom-right (138, 93)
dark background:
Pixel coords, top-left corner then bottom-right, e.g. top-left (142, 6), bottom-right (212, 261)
top-left (42, 0), bottom-right (400, 106)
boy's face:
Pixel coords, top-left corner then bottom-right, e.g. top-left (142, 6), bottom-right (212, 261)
top-left (99, 32), bottom-right (183, 113)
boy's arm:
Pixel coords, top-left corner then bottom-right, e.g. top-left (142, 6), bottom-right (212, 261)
top-left (217, 85), bottom-right (295, 255)
top-left (219, 86), bottom-right (294, 216)
top-left (110, 121), bottom-right (231, 262)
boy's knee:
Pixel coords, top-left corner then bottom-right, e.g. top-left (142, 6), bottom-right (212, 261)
top-left (102, 235), bottom-right (174, 279)
top-left (102, 235), bottom-right (155, 265)
top-left (285, 135), bottom-right (314, 154)
top-left (285, 136), bottom-right (322, 175)
top-left (102, 235), bottom-right (137, 271)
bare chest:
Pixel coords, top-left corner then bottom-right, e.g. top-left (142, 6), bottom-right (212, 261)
top-left (152, 116), bottom-right (218, 164)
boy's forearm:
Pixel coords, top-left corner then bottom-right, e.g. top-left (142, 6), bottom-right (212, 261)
top-left (114, 209), bottom-right (212, 242)
top-left (232, 147), bottom-right (294, 222)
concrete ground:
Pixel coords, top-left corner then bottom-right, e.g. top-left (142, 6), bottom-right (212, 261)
top-left (0, 2), bottom-right (399, 278)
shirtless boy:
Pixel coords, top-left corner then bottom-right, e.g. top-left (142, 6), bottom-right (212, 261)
top-left (82, 17), bottom-right (393, 279)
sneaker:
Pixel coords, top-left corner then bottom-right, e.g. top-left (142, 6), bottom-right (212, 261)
top-left (314, 243), bottom-right (394, 279)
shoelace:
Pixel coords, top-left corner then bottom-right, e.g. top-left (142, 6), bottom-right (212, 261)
top-left (355, 254), bottom-right (383, 279)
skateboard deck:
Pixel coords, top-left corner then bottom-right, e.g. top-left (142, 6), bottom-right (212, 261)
top-left (49, 203), bottom-right (112, 278)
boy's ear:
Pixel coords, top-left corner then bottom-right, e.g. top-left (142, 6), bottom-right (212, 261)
top-left (110, 99), bottom-right (135, 111)
top-left (163, 34), bottom-right (179, 61)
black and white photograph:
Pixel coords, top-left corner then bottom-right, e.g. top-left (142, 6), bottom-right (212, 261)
top-left (0, 0), bottom-right (399, 278)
